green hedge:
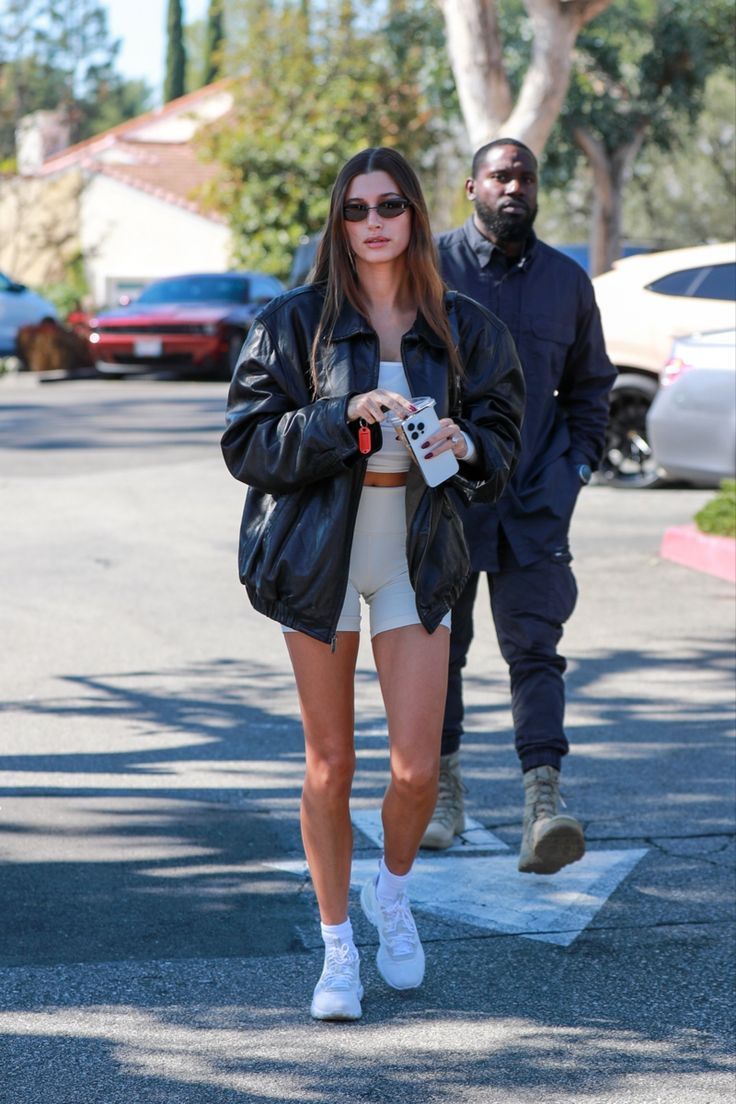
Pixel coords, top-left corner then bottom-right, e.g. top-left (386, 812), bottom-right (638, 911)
top-left (695, 480), bottom-right (736, 539)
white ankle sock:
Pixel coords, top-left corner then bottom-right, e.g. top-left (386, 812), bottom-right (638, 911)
top-left (376, 857), bottom-right (411, 903)
top-left (320, 917), bottom-right (355, 947)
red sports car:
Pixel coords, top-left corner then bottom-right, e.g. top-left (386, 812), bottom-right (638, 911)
top-left (89, 271), bottom-right (284, 379)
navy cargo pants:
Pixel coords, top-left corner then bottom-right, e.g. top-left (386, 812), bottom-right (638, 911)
top-left (441, 537), bottom-right (578, 772)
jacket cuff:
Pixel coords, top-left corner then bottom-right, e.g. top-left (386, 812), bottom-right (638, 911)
top-left (460, 431), bottom-right (477, 464)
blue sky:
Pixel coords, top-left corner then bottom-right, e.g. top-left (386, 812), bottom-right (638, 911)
top-left (105, 0), bottom-right (209, 97)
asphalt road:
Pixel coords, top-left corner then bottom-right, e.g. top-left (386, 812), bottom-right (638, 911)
top-left (1, 371), bottom-right (734, 1104)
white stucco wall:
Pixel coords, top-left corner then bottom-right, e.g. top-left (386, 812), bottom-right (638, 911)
top-left (80, 174), bottom-right (231, 307)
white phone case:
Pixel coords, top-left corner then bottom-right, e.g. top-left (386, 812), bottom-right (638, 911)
top-left (400, 400), bottom-right (459, 487)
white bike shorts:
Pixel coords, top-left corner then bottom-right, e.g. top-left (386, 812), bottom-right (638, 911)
top-left (282, 486), bottom-right (451, 639)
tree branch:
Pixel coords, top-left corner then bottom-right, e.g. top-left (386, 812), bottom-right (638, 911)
top-left (437, 0), bottom-right (513, 148)
top-left (505, 0), bottom-right (614, 153)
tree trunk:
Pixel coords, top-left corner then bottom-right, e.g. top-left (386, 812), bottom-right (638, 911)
top-left (437, 0), bottom-right (512, 148)
top-left (439, 0), bottom-right (614, 155)
top-left (573, 124), bottom-right (647, 274)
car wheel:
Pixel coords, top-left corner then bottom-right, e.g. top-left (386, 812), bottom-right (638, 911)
top-left (598, 373), bottom-right (664, 489)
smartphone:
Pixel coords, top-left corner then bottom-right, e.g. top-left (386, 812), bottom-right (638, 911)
top-left (398, 397), bottom-right (459, 487)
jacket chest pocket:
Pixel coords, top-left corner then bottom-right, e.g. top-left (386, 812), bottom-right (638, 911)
top-left (523, 315), bottom-right (576, 389)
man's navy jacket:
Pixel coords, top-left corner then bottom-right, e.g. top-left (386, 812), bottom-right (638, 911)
top-left (438, 218), bottom-right (616, 571)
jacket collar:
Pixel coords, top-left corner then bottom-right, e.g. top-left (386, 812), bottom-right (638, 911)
top-left (330, 294), bottom-right (446, 348)
top-left (463, 216), bottom-right (538, 270)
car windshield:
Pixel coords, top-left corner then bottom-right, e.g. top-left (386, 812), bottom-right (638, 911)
top-left (137, 276), bottom-right (250, 305)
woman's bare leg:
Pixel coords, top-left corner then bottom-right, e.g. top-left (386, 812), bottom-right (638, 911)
top-left (285, 631), bottom-right (360, 925)
top-left (371, 624), bottom-right (450, 873)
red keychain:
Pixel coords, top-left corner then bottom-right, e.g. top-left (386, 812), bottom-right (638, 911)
top-left (358, 420), bottom-right (372, 454)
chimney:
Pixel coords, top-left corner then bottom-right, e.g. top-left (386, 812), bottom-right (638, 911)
top-left (15, 111), bottom-right (71, 174)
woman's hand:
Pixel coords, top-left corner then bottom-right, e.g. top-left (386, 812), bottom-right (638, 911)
top-left (422, 417), bottom-right (469, 461)
top-left (347, 389), bottom-right (416, 425)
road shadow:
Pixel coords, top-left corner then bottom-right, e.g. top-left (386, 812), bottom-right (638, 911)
top-left (0, 646), bottom-right (734, 1101)
top-left (0, 657), bottom-right (390, 968)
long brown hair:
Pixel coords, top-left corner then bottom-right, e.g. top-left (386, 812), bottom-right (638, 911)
top-left (309, 147), bottom-right (461, 391)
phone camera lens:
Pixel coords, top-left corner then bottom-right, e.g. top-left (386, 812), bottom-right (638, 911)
top-left (411, 431), bottom-right (419, 440)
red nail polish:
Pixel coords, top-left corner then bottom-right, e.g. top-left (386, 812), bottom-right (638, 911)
top-left (425, 452), bottom-right (434, 459)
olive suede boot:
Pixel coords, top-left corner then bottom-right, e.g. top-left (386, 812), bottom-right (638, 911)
top-left (420, 751), bottom-right (466, 850)
top-left (518, 765), bottom-right (585, 874)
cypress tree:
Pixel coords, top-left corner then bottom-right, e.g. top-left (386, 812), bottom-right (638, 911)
top-left (164, 0), bottom-right (186, 102)
top-left (203, 0), bottom-right (225, 86)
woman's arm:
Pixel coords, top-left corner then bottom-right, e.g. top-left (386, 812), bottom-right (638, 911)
top-left (221, 316), bottom-right (366, 493)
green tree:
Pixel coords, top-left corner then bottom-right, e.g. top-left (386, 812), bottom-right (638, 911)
top-left (164, 0), bottom-right (187, 102)
top-left (201, 0), bottom-right (456, 278)
top-left (0, 0), bottom-right (152, 161)
top-left (435, 1), bottom-right (733, 269)
top-left (622, 68), bottom-right (736, 249)
top-left (203, 0), bottom-right (225, 85)
top-left (556, 0), bottom-right (734, 271)
top-left (437, 0), bottom-right (614, 154)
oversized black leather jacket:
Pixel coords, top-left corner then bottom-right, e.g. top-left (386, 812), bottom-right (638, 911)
top-left (222, 284), bottom-right (525, 644)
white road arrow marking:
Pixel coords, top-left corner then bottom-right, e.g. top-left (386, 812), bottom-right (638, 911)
top-left (267, 809), bottom-right (648, 947)
top-left (351, 807), bottom-right (508, 853)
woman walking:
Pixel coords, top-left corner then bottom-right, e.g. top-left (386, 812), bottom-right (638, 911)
top-left (222, 147), bottom-right (524, 1020)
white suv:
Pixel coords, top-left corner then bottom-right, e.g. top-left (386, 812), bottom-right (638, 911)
top-left (592, 242), bottom-right (735, 487)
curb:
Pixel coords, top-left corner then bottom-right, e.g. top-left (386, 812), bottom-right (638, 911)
top-left (660, 523), bottom-right (736, 584)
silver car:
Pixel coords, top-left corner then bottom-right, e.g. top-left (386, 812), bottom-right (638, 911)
top-left (647, 329), bottom-right (736, 487)
top-left (0, 272), bottom-right (58, 356)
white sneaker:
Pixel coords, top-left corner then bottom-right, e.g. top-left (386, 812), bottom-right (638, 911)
top-left (360, 876), bottom-right (425, 990)
top-left (310, 942), bottom-right (363, 1021)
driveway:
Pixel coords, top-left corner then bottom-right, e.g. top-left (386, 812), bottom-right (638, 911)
top-left (1, 373), bottom-right (734, 1103)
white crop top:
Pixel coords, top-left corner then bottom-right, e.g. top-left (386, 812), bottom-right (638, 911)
top-left (365, 361), bottom-right (413, 473)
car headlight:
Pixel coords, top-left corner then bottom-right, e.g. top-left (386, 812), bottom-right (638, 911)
top-left (89, 332), bottom-right (100, 344)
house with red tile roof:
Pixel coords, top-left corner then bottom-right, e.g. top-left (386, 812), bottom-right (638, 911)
top-left (0, 82), bottom-right (235, 308)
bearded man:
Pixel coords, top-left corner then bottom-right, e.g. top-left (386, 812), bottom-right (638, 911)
top-left (423, 139), bottom-right (616, 872)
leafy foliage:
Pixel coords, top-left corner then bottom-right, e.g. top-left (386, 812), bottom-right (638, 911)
top-left (622, 69), bottom-right (735, 247)
top-left (39, 251), bottom-right (89, 316)
top-left (199, 0), bottom-right (457, 279)
top-left (546, 0), bottom-right (733, 181)
top-left (204, 0), bottom-right (225, 86)
top-left (512, 0), bottom-right (734, 262)
top-left (695, 481), bottom-right (736, 540)
top-left (164, 0), bottom-right (186, 103)
top-left (0, 0), bottom-right (152, 162)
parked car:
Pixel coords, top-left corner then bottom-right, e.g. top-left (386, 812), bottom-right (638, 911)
top-left (553, 241), bottom-right (658, 274)
top-left (0, 272), bottom-right (58, 357)
top-left (592, 241), bottom-right (735, 487)
top-left (289, 235), bottom-right (321, 288)
top-left (88, 271), bottom-right (285, 379)
top-left (646, 329), bottom-right (736, 488)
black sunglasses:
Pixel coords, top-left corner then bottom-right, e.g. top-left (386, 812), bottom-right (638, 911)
top-left (342, 198), bottom-right (412, 222)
